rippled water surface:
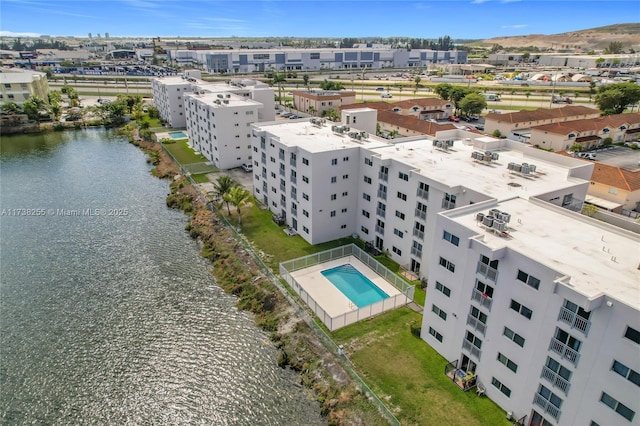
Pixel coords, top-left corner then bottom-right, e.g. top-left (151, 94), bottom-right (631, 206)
top-left (0, 129), bottom-right (323, 425)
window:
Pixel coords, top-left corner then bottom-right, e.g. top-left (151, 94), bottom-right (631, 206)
top-left (363, 193), bottom-right (371, 202)
top-left (517, 269), bottom-right (541, 290)
top-left (435, 281), bottom-right (451, 297)
top-left (399, 172), bottom-right (409, 181)
top-left (361, 226), bottom-right (369, 234)
top-left (331, 176), bottom-right (337, 183)
top-left (343, 156), bottom-right (349, 162)
top-left (364, 158), bottom-right (373, 166)
top-left (469, 305), bottom-right (487, 325)
top-left (510, 299), bottom-right (533, 319)
top-left (362, 210), bottom-right (370, 218)
top-left (443, 230), bottom-right (460, 246)
top-left (303, 209), bottom-right (309, 217)
top-left (330, 194), bottom-right (337, 201)
top-left (342, 174), bottom-right (348, 179)
top-left (302, 193), bottom-right (309, 201)
top-left (397, 191), bottom-right (407, 201)
top-left (364, 176), bottom-right (372, 184)
top-left (393, 228), bottom-right (404, 238)
top-left (538, 385), bottom-right (563, 411)
top-left (302, 176), bottom-right (309, 183)
top-left (624, 327), bottom-right (640, 344)
top-left (545, 357), bottom-right (572, 382)
top-left (503, 327), bottom-right (525, 347)
top-left (392, 246), bottom-right (402, 255)
top-left (331, 158), bottom-right (338, 165)
top-left (395, 210), bottom-right (405, 220)
top-left (600, 392), bottom-right (635, 422)
top-left (491, 377), bottom-right (512, 397)
top-left (612, 360), bottom-right (640, 387)
top-left (341, 208), bottom-right (347, 213)
top-left (432, 304), bottom-right (447, 320)
top-left (342, 192), bottom-right (348, 197)
top-left (439, 257), bottom-right (455, 273)
top-left (428, 327), bottom-right (443, 342)
top-left (303, 226), bottom-right (309, 234)
top-left (302, 158), bottom-right (309, 165)
top-left (465, 330), bottom-right (482, 349)
top-left (497, 353), bottom-right (518, 373)
top-left (330, 210), bottom-right (336, 217)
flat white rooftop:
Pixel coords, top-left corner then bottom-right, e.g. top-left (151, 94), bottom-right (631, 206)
top-left (449, 197), bottom-right (640, 309)
top-left (185, 91), bottom-right (261, 108)
top-left (254, 120), bottom-right (391, 153)
top-left (372, 137), bottom-right (587, 201)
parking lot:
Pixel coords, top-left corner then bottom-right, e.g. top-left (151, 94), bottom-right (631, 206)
top-left (583, 146), bottom-right (640, 170)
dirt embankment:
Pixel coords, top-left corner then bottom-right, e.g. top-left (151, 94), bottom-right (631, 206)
top-left (128, 129), bottom-right (388, 425)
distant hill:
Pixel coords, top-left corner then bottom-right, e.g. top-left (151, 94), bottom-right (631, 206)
top-left (471, 23), bottom-right (640, 51)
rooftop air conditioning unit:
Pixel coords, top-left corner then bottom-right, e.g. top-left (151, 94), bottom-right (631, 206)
top-left (482, 216), bottom-right (494, 227)
top-left (529, 164), bottom-right (537, 172)
top-left (491, 153), bottom-right (499, 161)
top-left (489, 208), bottom-right (501, 218)
top-left (507, 162), bottom-right (516, 170)
top-left (476, 212), bottom-right (485, 222)
top-left (223, 99), bottom-right (229, 104)
top-left (226, 94), bottom-right (231, 98)
top-left (521, 164), bottom-right (530, 174)
top-left (217, 94), bottom-right (223, 99)
top-left (435, 141), bottom-right (443, 148)
top-left (361, 131), bottom-right (368, 139)
top-left (447, 140), bottom-right (454, 147)
top-left (493, 219), bottom-right (506, 232)
top-left (499, 212), bottom-right (511, 223)
top-left (483, 154), bottom-right (492, 162)
top-left (433, 139), bottom-right (440, 146)
top-left (513, 164), bottom-right (522, 172)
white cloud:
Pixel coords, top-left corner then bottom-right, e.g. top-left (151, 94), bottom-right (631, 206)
top-left (0, 30), bottom-right (41, 37)
top-left (501, 24), bottom-right (528, 29)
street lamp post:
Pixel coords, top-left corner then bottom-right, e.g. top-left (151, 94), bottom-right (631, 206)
top-left (361, 66), bottom-right (366, 102)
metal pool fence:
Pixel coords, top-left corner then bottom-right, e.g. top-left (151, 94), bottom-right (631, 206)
top-left (279, 244), bottom-right (415, 331)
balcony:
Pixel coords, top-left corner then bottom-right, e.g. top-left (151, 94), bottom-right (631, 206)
top-left (279, 169), bottom-right (285, 177)
top-left (548, 338), bottom-right (580, 366)
top-left (462, 339), bottom-right (482, 361)
top-left (290, 159), bottom-right (297, 167)
top-left (290, 190), bottom-right (297, 201)
top-left (416, 188), bottom-right (429, 201)
top-left (442, 199), bottom-right (456, 210)
top-left (533, 393), bottom-right (561, 422)
top-left (280, 199), bottom-right (286, 207)
top-left (471, 288), bottom-right (493, 311)
top-left (466, 314), bottom-right (487, 336)
top-left (476, 261), bottom-right (498, 282)
top-left (377, 190), bottom-right (387, 200)
top-left (280, 184), bottom-right (286, 192)
top-left (557, 307), bottom-right (591, 336)
top-left (261, 171), bottom-right (267, 179)
top-left (411, 247), bottom-right (422, 258)
top-left (541, 366), bottom-right (571, 395)
top-left (375, 225), bottom-right (385, 235)
top-left (378, 172), bottom-right (388, 182)
top-left (414, 208), bottom-right (427, 221)
top-left (290, 176), bottom-right (297, 184)
top-left (413, 229), bottom-right (424, 240)
top-left (376, 208), bottom-right (386, 218)
top-left (445, 360), bottom-right (478, 392)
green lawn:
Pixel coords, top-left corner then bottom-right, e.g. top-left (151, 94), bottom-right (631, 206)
top-left (162, 139), bottom-right (208, 165)
top-left (190, 173), bottom-right (211, 184)
top-left (332, 309), bottom-right (510, 426)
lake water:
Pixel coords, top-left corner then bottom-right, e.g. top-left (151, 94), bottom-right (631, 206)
top-left (0, 129), bottom-right (323, 425)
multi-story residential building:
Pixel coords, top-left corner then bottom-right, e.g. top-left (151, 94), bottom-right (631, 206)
top-left (421, 196), bottom-right (640, 426)
top-left (0, 68), bottom-right (49, 106)
top-left (184, 90), bottom-right (261, 170)
top-left (292, 90), bottom-right (356, 116)
top-left (529, 113), bottom-right (640, 151)
top-left (151, 75), bottom-right (275, 128)
top-left (167, 47), bottom-right (468, 74)
top-left (485, 106), bottom-right (600, 139)
top-left (251, 119), bottom-right (593, 278)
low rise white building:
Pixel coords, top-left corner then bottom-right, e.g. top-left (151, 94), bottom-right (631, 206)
top-left (421, 196), bottom-right (640, 426)
top-left (0, 68), bottom-right (49, 106)
top-left (185, 91), bottom-right (261, 170)
top-left (251, 119), bottom-right (593, 279)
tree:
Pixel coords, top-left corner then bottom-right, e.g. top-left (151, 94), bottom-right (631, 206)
top-left (272, 72), bottom-right (286, 105)
top-left (1, 102), bottom-right (22, 115)
top-left (569, 143), bottom-right (584, 152)
top-left (321, 108), bottom-right (340, 121)
top-left (413, 76), bottom-right (421, 95)
top-left (224, 186), bottom-right (251, 226)
top-left (22, 95), bottom-right (48, 121)
top-left (211, 175), bottom-right (238, 215)
top-left (319, 80), bottom-right (344, 91)
top-left (595, 82), bottom-right (640, 115)
top-left (434, 83), bottom-right (454, 100)
top-left (604, 41), bottom-right (624, 54)
top-left (458, 93), bottom-right (487, 116)
top-left (308, 105), bottom-right (316, 116)
top-left (302, 74), bottom-right (310, 90)
top-left (147, 106), bottom-right (159, 119)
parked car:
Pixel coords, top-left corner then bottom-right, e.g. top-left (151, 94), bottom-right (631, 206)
top-left (288, 114), bottom-right (299, 119)
top-left (475, 124), bottom-right (485, 131)
top-left (241, 163), bottom-right (253, 172)
top-left (448, 116), bottom-right (460, 122)
top-left (381, 93), bottom-right (392, 98)
top-left (375, 87), bottom-right (385, 91)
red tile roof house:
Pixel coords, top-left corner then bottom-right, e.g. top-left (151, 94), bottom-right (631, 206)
top-left (530, 113), bottom-right (640, 152)
top-left (587, 162), bottom-right (640, 214)
top-left (292, 90), bottom-right (356, 116)
top-left (484, 105), bottom-right (601, 139)
top-left (340, 99), bottom-right (457, 137)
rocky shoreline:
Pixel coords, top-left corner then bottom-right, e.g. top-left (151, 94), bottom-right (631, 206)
top-left (125, 128), bottom-right (388, 426)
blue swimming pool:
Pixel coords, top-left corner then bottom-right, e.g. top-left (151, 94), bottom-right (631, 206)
top-left (168, 131), bottom-right (188, 139)
top-left (321, 264), bottom-right (389, 308)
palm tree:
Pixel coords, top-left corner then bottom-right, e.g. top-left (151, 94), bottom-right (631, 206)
top-left (210, 175), bottom-right (238, 215)
top-left (224, 186), bottom-right (251, 226)
top-left (272, 72), bottom-right (286, 105)
top-left (414, 76), bottom-right (421, 95)
top-left (303, 74), bottom-right (310, 90)
top-left (308, 105), bottom-right (316, 116)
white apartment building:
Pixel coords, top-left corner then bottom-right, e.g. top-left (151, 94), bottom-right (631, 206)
top-left (421, 196), bottom-right (640, 426)
top-left (184, 91), bottom-right (261, 170)
top-left (167, 47), bottom-right (468, 74)
top-left (151, 75), bottom-right (275, 128)
top-left (251, 117), bottom-right (593, 278)
top-left (0, 68), bottom-right (49, 106)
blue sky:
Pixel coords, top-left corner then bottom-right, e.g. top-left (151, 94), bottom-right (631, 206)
top-left (0, 0), bottom-right (637, 40)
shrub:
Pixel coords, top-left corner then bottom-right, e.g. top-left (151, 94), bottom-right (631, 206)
top-left (410, 321), bottom-right (422, 337)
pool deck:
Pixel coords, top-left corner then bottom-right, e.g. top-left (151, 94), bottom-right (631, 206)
top-left (289, 256), bottom-right (402, 318)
